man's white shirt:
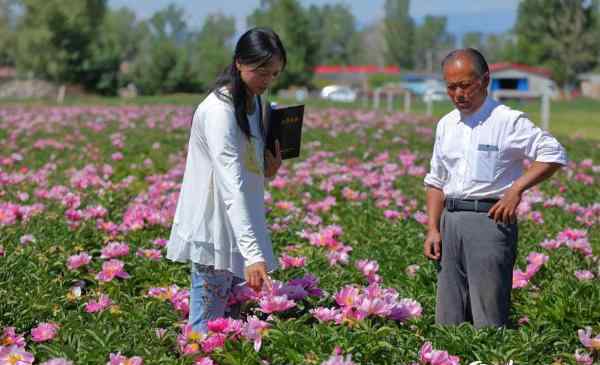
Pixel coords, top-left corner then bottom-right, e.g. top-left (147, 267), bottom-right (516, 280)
top-left (424, 97), bottom-right (567, 199)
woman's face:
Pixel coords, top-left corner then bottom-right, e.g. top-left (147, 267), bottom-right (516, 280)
top-left (237, 56), bottom-right (283, 96)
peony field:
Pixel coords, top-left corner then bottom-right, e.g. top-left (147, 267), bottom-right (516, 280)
top-left (0, 104), bottom-right (598, 365)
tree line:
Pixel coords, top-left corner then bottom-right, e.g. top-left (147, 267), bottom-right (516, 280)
top-left (0, 0), bottom-right (598, 95)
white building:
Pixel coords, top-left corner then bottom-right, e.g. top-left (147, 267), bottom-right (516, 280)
top-left (489, 63), bottom-right (559, 100)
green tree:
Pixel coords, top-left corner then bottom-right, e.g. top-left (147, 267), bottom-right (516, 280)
top-left (189, 13), bottom-right (236, 89)
top-left (248, 0), bottom-right (320, 89)
top-left (515, 0), bottom-right (597, 87)
top-left (83, 7), bottom-right (146, 94)
top-left (15, 0), bottom-right (106, 85)
top-left (383, 0), bottom-right (414, 69)
top-left (308, 4), bottom-right (360, 65)
top-left (0, 0), bottom-right (18, 66)
top-left (462, 32), bottom-right (484, 50)
top-left (129, 4), bottom-right (194, 94)
top-left (414, 15), bottom-right (454, 72)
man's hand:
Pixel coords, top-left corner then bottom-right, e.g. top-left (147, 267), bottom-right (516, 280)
top-left (424, 229), bottom-right (442, 261)
top-left (488, 187), bottom-right (522, 224)
top-left (245, 261), bottom-right (272, 292)
top-left (265, 140), bottom-right (282, 178)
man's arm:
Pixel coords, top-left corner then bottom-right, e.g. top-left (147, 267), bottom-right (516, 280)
top-left (488, 161), bottom-right (562, 224)
top-left (424, 186), bottom-right (445, 260)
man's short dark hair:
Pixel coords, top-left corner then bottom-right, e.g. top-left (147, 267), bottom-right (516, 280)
top-left (441, 48), bottom-right (489, 77)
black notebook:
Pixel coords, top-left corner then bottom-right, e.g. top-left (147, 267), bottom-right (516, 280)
top-left (265, 103), bottom-right (305, 160)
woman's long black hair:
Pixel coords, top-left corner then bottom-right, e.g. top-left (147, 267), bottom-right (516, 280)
top-left (212, 27), bottom-right (287, 140)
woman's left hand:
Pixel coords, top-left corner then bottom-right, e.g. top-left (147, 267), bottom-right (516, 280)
top-left (265, 140), bottom-right (282, 178)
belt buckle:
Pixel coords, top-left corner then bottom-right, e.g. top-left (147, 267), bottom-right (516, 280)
top-left (447, 199), bottom-right (455, 211)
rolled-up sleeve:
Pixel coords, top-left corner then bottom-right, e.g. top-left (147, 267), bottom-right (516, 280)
top-left (508, 116), bottom-right (568, 165)
top-left (204, 106), bottom-right (265, 266)
top-left (424, 124), bottom-right (448, 189)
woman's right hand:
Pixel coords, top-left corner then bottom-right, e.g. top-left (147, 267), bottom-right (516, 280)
top-left (245, 261), bottom-right (272, 292)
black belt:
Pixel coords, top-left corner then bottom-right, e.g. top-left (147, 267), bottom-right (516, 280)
top-left (445, 198), bottom-right (498, 213)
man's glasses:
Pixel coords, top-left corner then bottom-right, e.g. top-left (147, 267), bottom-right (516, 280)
top-left (446, 73), bottom-right (488, 93)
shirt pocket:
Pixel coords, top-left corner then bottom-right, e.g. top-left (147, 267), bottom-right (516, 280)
top-left (471, 144), bottom-right (499, 182)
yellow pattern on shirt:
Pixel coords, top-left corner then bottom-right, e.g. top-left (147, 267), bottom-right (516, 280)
top-left (243, 138), bottom-right (262, 175)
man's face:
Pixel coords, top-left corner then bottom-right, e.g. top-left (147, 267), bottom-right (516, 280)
top-left (443, 57), bottom-right (489, 115)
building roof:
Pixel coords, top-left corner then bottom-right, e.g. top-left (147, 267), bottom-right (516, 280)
top-left (314, 65), bottom-right (400, 75)
top-left (578, 73), bottom-right (600, 82)
top-left (490, 63), bottom-right (552, 78)
top-left (0, 66), bottom-right (16, 78)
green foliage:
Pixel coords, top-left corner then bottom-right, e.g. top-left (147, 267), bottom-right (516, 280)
top-left (0, 0), bottom-right (18, 66)
top-left (307, 4), bottom-right (361, 65)
top-left (127, 4), bottom-right (195, 95)
top-left (83, 7), bottom-right (146, 95)
top-left (383, 0), bottom-right (415, 69)
top-left (188, 13), bottom-right (236, 90)
top-left (515, 0), bottom-right (598, 87)
top-left (248, 0), bottom-right (319, 89)
top-left (414, 15), bottom-right (455, 73)
top-left (14, 0), bottom-right (107, 84)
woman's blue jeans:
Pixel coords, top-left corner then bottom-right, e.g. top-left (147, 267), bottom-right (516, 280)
top-left (189, 263), bottom-right (243, 333)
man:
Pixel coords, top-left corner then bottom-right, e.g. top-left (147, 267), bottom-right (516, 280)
top-left (423, 49), bottom-right (567, 328)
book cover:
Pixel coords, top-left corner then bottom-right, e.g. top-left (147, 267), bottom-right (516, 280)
top-left (265, 103), bottom-right (305, 160)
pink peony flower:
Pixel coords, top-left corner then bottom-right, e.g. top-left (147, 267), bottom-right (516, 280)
top-left (526, 252), bottom-right (549, 267)
top-left (201, 333), bottom-right (227, 353)
top-left (100, 242), bottom-right (130, 259)
top-left (279, 254), bottom-right (307, 269)
top-left (321, 353), bottom-right (357, 365)
top-left (152, 238), bottom-right (168, 247)
top-left (176, 325), bottom-right (204, 355)
top-left (136, 248), bottom-right (162, 261)
top-left (40, 358), bottom-right (74, 365)
top-left (574, 349), bottom-right (593, 365)
top-left (96, 259), bottom-right (130, 282)
top-left (578, 327), bottom-right (600, 351)
top-left (155, 328), bottom-right (167, 339)
top-left (206, 318), bottom-right (243, 335)
top-left (310, 307), bottom-right (343, 323)
top-left (258, 295), bottom-right (296, 314)
top-left (1, 327), bottom-right (26, 347)
top-left (389, 299), bottom-right (423, 322)
top-left (194, 357), bottom-right (215, 365)
top-left (66, 252), bottom-right (92, 270)
top-left (31, 322), bottom-right (59, 342)
top-left (0, 345), bottom-right (35, 365)
top-left (84, 294), bottom-right (113, 313)
top-left (335, 286), bottom-right (361, 307)
top-left (19, 234), bottom-right (35, 245)
top-left (575, 270), bottom-right (595, 281)
top-left (107, 352), bottom-right (143, 365)
top-left (405, 264), bottom-right (420, 277)
top-left (413, 211), bottom-right (429, 225)
top-left (418, 342), bottom-right (460, 365)
top-left (326, 244), bottom-right (352, 266)
top-left (383, 210), bottom-right (401, 219)
top-left (270, 176), bottom-right (287, 189)
top-left (0, 245), bottom-right (4, 257)
top-left (243, 315), bottom-right (271, 351)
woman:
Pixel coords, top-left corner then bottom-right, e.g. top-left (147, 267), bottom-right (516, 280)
top-left (166, 27), bottom-right (286, 333)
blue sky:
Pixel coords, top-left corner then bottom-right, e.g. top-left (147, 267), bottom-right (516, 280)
top-left (108, 0), bottom-right (520, 37)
